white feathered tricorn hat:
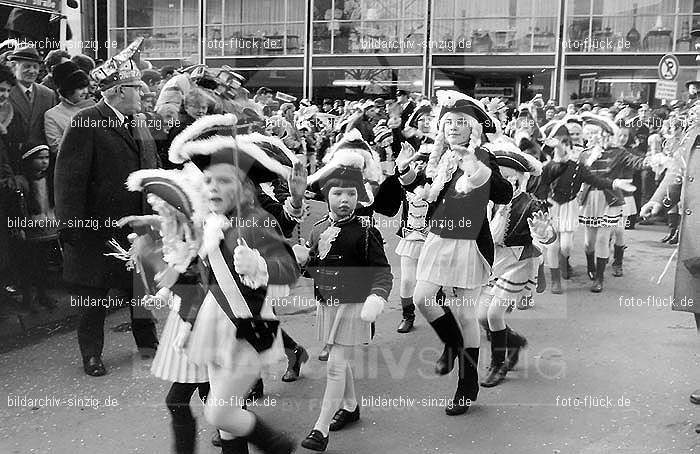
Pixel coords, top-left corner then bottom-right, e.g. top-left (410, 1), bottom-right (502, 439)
top-left (484, 136), bottom-right (543, 177)
top-left (126, 165), bottom-right (208, 222)
top-left (168, 113), bottom-right (298, 183)
top-left (308, 128), bottom-right (382, 186)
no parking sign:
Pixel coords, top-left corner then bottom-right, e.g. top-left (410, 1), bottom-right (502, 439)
top-left (658, 54), bottom-right (679, 81)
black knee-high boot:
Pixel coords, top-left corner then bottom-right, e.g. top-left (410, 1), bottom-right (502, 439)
top-left (612, 245), bottom-right (625, 277)
top-left (591, 257), bottom-right (608, 293)
top-left (221, 437), bottom-right (249, 454)
top-left (166, 382), bottom-right (201, 454)
top-left (246, 414), bottom-right (295, 454)
top-left (481, 329), bottom-right (508, 387)
top-left (429, 310), bottom-right (464, 375)
top-left (445, 347), bottom-right (479, 415)
top-left (504, 327), bottom-right (527, 371)
top-left (586, 252), bottom-right (596, 281)
top-left (397, 297), bottom-right (415, 333)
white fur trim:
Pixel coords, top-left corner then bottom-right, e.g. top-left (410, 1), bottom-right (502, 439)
top-left (168, 113), bottom-right (238, 164)
top-left (125, 168), bottom-right (209, 223)
top-left (236, 132), bottom-right (299, 166)
top-left (176, 136), bottom-right (292, 180)
top-left (361, 294), bottom-right (385, 322)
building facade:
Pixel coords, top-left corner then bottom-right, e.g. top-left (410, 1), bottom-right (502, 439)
top-left (83, 0), bottom-right (700, 105)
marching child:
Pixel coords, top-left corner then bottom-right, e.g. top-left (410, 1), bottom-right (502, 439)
top-left (297, 152), bottom-right (393, 452)
top-left (477, 138), bottom-right (556, 388)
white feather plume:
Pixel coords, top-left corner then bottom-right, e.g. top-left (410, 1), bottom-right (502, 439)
top-left (169, 113), bottom-right (238, 164)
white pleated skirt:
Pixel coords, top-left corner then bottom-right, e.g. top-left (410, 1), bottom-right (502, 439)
top-left (395, 238), bottom-right (424, 259)
top-left (316, 302), bottom-right (371, 346)
top-left (416, 233), bottom-right (490, 289)
top-left (549, 199), bottom-right (580, 232)
top-left (579, 190), bottom-right (624, 228)
top-left (150, 306), bottom-right (209, 383)
top-left (184, 293), bottom-right (285, 371)
top-left (490, 246), bottom-right (539, 300)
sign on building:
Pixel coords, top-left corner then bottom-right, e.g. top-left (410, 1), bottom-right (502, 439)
top-left (655, 80), bottom-right (678, 100)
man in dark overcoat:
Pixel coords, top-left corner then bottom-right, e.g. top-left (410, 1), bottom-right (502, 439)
top-left (54, 57), bottom-right (159, 376)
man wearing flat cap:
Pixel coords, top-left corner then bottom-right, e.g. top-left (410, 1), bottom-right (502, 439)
top-left (6, 44), bottom-right (57, 172)
top-left (54, 54), bottom-right (160, 377)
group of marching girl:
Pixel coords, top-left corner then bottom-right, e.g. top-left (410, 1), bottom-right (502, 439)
top-left (117, 89), bottom-right (648, 454)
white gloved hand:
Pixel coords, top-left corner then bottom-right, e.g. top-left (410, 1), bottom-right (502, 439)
top-left (612, 178), bottom-right (636, 193)
top-left (292, 243), bottom-right (310, 265)
top-left (234, 244), bottom-right (261, 276)
top-left (173, 321), bottom-right (192, 352)
top-left (360, 294), bottom-right (386, 323)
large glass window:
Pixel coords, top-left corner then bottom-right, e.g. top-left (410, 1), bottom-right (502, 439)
top-left (312, 67), bottom-right (424, 99)
top-left (109, 0), bottom-right (199, 60)
top-left (204, 0), bottom-right (306, 56)
top-left (566, 0), bottom-right (695, 53)
top-left (312, 0), bottom-right (426, 54)
top-left (431, 0), bottom-right (559, 54)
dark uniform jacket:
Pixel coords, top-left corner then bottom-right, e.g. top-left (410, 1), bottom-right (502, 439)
top-left (306, 215), bottom-right (392, 306)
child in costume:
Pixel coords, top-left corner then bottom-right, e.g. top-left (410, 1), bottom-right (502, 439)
top-left (389, 101), bottom-right (435, 333)
top-left (118, 165), bottom-right (210, 454)
top-left (406, 90), bottom-right (513, 415)
top-left (296, 151), bottom-right (393, 452)
top-left (477, 138), bottom-right (556, 387)
top-left (577, 113), bottom-right (649, 292)
top-left (167, 123), bottom-right (301, 454)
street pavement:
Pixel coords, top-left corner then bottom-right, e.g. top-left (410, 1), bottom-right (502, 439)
top-left (0, 208), bottom-right (698, 454)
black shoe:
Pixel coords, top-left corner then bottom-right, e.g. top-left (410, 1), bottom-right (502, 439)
top-left (318, 345), bottom-right (330, 361)
top-left (660, 228), bottom-right (677, 243)
top-left (212, 430), bottom-right (222, 447)
top-left (83, 356), bottom-right (106, 377)
top-left (329, 405), bottom-right (360, 431)
top-left (301, 430), bottom-right (328, 452)
top-left (282, 346), bottom-right (309, 382)
top-left (668, 229), bottom-right (679, 245)
top-left (690, 389), bottom-right (700, 405)
top-left (246, 379), bottom-right (264, 401)
top-left (397, 316), bottom-right (414, 333)
top-left (481, 363), bottom-right (508, 387)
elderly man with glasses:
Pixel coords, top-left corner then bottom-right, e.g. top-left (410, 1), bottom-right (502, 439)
top-left (54, 53), bottom-right (160, 377)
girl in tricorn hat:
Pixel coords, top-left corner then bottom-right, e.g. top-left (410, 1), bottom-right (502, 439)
top-left (404, 90), bottom-right (513, 415)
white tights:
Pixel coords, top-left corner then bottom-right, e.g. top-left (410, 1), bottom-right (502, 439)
top-left (313, 345), bottom-right (358, 437)
top-left (584, 226), bottom-right (613, 259)
top-left (204, 350), bottom-right (260, 441)
top-left (399, 256), bottom-right (419, 298)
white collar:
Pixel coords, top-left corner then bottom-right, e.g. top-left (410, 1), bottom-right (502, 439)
top-left (103, 98), bottom-right (125, 124)
top-left (18, 82), bottom-right (33, 94)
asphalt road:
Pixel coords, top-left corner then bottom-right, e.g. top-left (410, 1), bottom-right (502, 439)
top-left (0, 208), bottom-right (698, 454)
